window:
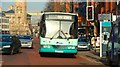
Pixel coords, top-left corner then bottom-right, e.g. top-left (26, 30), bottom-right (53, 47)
top-left (2, 25), bottom-right (9, 29)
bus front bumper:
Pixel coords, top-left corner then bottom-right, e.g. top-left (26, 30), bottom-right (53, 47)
top-left (39, 48), bottom-right (77, 54)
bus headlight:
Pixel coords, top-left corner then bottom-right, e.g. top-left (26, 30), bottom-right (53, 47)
top-left (42, 45), bottom-right (50, 48)
top-left (68, 46), bottom-right (75, 49)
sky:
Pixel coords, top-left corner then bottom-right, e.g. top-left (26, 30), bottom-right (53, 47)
top-left (1, 2), bottom-right (48, 12)
top-left (0, 1), bottom-right (49, 23)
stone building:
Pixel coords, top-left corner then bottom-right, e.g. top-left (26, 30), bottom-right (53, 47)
top-left (4, 0), bottom-right (32, 35)
top-left (0, 11), bottom-right (10, 34)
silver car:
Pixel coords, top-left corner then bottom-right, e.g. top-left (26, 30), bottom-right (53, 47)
top-left (78, 36), bottom-right (90, 50)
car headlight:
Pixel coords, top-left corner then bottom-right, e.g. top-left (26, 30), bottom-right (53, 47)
top-left (28, 42), bottom-right (32, 44)
top-left (3, 45), bottom-right (10, 48)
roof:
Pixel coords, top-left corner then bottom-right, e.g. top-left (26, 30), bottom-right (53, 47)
top-left (5, 10), bottom-right (14, 13)
top-left (44, 12), bottom-right (78, 16)
top-left (5, 10), bottom-right (31, 17)
top-left (27, 14), bottom-right (31, 17)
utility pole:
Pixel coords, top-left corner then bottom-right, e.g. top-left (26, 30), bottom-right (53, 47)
top-left (70, 0), bottom-right (73, 13)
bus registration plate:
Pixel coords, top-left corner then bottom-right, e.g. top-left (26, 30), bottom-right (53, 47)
top-left (55, 50), bottom-right (63, 53)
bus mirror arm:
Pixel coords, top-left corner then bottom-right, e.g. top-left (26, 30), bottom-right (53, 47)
top-left (50, 38), bottom-right (53, 40)
top-left (67, 38), bottom-right (70, 41)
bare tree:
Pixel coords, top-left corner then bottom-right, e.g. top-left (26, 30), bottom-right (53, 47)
top-left (44, 2), bottom-right (54, 12)
top-left (44, 2), bottom-right (66, 12)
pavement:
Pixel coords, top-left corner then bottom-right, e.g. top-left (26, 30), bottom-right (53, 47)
top-left (78, 50), bottom-right (107, 65)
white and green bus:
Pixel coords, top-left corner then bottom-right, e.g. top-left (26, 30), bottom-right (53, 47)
top-left (39, 12), bottom-right (78, 56)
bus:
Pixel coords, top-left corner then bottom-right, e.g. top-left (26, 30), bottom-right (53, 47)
top-left (39, 12), bottom-right (78, 56)
top-left (106, 21), bottom-right (120, 66)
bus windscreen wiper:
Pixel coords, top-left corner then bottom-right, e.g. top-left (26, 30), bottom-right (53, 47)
top-left (51, 30), bottom-right (60, 40)
top-left (50, 30), bottom-right (68, 40)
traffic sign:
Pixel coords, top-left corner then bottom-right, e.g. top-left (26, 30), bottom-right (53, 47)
top-left (86, 6), bottom-right (94, 21)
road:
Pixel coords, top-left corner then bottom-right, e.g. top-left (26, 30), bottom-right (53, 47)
top-left (1, 37), bottom-right (108, 66)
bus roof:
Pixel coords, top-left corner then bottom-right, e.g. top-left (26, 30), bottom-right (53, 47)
top-left (43, 12), bottom-right (78, 16)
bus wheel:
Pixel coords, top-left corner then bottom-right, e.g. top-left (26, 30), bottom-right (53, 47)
top-left (118, 60), bottom-right (120, 67)
top-left (40, 52), bottom-right (45, 57)
top-left (40, 53), bottom-right (44, 57)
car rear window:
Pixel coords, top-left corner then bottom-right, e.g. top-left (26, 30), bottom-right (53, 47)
top-left (19, 36), bottom-right (31, 39)
top-left (78, 37), bottom-right (87, 42)
top-left (1, 36), bottom-right (12, 42)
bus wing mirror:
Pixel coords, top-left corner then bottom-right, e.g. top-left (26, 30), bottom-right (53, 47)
top-left (38, 22), bottom-right (40, 26)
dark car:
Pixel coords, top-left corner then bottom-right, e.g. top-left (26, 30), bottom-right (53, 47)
top-left (0, 34), bottom-right (21, 55)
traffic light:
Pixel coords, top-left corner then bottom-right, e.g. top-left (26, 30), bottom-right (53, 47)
top-left (86, 6), bottom-right (94, 21)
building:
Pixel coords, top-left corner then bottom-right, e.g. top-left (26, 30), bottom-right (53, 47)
top-left (14, 0), bottom-right (31, 35)
top-left (54, 0), bottom-right (119, 36)
top-left (3, 0), bottom-right (32, 35)
top-left (4, 9), bottom-right (32, 35)
top-left (0, 12), bottom-right (10, 34)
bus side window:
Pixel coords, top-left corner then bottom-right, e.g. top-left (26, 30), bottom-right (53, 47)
top-left (42, 23), bottom-right (46, 37)
top-left (69, 23), bottom-right (74, 38)
top-left (40, 21), bottom-right (46, 37)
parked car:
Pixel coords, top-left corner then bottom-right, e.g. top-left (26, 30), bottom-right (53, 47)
top-left (78, 36), bottom-right (90, 50)
top-left (18, 35), bottom-right (33, 48)
top-left (0, 34), bottom-right (21, 55)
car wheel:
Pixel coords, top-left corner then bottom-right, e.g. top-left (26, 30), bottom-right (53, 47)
top-left (30, 44), bottom-right (33, 49)
top-left (17, 47), bottom-right (21, 53)
top-left (10, 47), bottom-right (14, 55)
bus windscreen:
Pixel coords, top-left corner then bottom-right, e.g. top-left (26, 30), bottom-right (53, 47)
top-left (45, 20), bottom-right (73, 39)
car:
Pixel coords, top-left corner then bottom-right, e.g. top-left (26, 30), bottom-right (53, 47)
top-left (18, 35), bottom-right (33, 48)
top-left (78, 36), bottom-right (90, 50)
top-left (0, 34), bottom-right (21, 55)
top-left (90, 37), bottom-right (100, 51)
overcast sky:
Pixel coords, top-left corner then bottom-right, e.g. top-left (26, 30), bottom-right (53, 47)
top-left (1, 2), bottom-right (48, 12)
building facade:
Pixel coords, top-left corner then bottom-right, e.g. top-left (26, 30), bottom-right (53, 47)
top-left (3, 0), bottom-right (32, 35)
top-left (0, 12), bottom-right (10, 34)
top-left (54, 0), bottom-right (119, 36)
top-left (14, 0), bottom-right (31, 35)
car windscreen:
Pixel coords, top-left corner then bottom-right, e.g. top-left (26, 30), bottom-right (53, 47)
top-left (19, 36), bottom-right (31, 39)
top-left (78, 37), bottom-right (88, 42)
top-left (0, 36), bottom-right (12, 42)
